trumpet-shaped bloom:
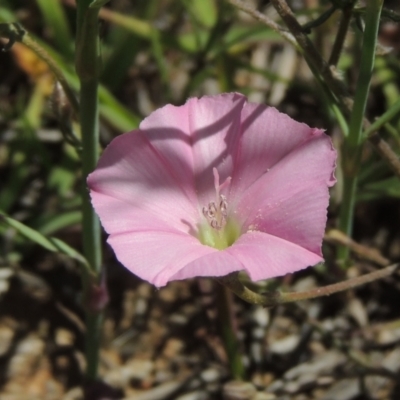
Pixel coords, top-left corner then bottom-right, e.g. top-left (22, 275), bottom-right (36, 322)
top-left (88, 93), bottom-right (336, 287)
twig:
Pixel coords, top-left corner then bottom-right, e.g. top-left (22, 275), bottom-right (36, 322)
top-left (368, 132), bottom-right (400, 180)
top-left (329, 0), bottom-right (357, 66)
top-left (218, 264), bottom-right (398, 307)
top-left (325, 229), bottom-right (390, 267)
top-left (227, 0), bottom-right (297, 47)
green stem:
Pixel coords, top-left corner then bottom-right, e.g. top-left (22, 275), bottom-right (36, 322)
top-left (337, 172), bottom-right (357, 264)
top-left (80, 80), bottom-right (102, 383)
top-left (85, 311), bottom-right (103, 380)
top-left (75, 0), bottom-right (104, 382)
top-left (80, 79), bottom-right (101, 274)
top-left (338, 0), bottom-right (383, 265)
top-left (216, 284), bottom-right (245, 380)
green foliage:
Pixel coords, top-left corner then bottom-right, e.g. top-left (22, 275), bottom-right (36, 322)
top-left (36, 0), bottom-right (73, 58)
top-left (0, 212), bottom-right (88, 268)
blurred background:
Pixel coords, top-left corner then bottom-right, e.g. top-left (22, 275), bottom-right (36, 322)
top-left (0, 0), bottom-right (400, 399)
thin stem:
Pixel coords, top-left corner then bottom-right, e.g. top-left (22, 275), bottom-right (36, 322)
top-left (368, 132), bottom-right (400, 180)
top-left (75, 0), bottom-right (104, 382)
top-left (325, 229), bottom-right (390, 267)
top-left (227, 0), bottom-right (297, 47)
top-left (80, 79), bottom-right (101, 274)
top-left (216, 285), bottom-right (245, 380)
top-left (278, 264), bottom-right (397, 303)
top-left (218, 264), bottom-right (398, 307)
top-left (346, 0), bottom-right (383, 151)
top-left (338, 0), bottom-right (383, 265)
top-left (329, 1), bottom-right (357, 67)
top-left (337, 172), bottom-right (357, 263)
top-left (217, 273), bottom-right (273, 306)
top-left (268, 0), bottom-right (352, 112)
top-left (80, 79), bottom-right (103, 383)
top-left (85, 312), bottom-right (103, 380)
top-left (301, 6), bottom-right (337, 33)
top-left (227, 0), bottom-right (350, 108)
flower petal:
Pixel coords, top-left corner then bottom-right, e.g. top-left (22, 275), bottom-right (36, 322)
top-left (139, 103), bottom-right (196, 204)
top-left (230, 104), bottom-right (326, 201)
top-left (139, 93), bottom-right (247, 207)
top-left (88, 131), bottom-right (199, 233)
top-left (169, 249), bottom-right (244, 281)
top-left (88, 191), bottom-right (189, 234)
top-left (226, 231), bottom-right (323, 281)
top-left (187, 93), bottom-right (246, 204)
top-left (235, 134), bottom-right (336, 254)
top-left (107, 231), bottom-right (216, 287)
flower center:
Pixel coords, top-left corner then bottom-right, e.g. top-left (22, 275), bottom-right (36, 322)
top-left (198, 168), bottom-right (240, 250)
top-left (202, 168), bottom-right (230, 230)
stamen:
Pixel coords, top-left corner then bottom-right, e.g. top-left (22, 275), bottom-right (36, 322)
top-left (203, 169), bottom-right (231, 230)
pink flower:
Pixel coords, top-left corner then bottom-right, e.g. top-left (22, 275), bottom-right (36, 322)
top-left (88, 93), bottom-right (336, 287)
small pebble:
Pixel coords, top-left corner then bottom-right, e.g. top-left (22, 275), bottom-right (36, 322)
top-left (169, 313), bottom-right (188, 325)
top-left (63, 387), bottom-right (83, 400)
top-left (55, 328), bottom-right (74, 346)
top-left (347, 297), bottom-right (368, 327)
top-left (7, 334), bottom-right (44, 380)
top-left (252, 307), bottom-right (270, 328)
top-left (162, 338), bottom-right (184, 358)
top-left (382, 347), bottom-right (400, 371)
top-left (253, 393), bottom-right (276, 400)
top-left (321, 378), bottom-right (360, 400)
top-left (250, 342), bottom-right (263, 364)
top-left (223, 381), bottom-right (257, 400)
top-left (377, 326), bottom-right (400, 345)
top-left (135, 298), bottom-right (148, 316)
top-left (265, 379), bottom-right (283, 393)
top-left (269, 334), bottom-right (300, 355)
top-left (104, 359), bottom-right (154, 388)
top-left (200, 367), bottom-right (221, 383)
top-left (175, 391), bottom-right (209, 400)
top-left (284, 351), bottom-right (345, 380)
top-left (137, 283), bottom-right (152, 298)
top-left (252, 327), bottom-right (265, 340)
top-left (284, 380), bottom-right (300, 394)
top-left (0, 325), bottom-right (14, 356)
top-left (125, 380), bottom-right (186, 400)
top-left (292, 276), bottom-right (316, 292)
